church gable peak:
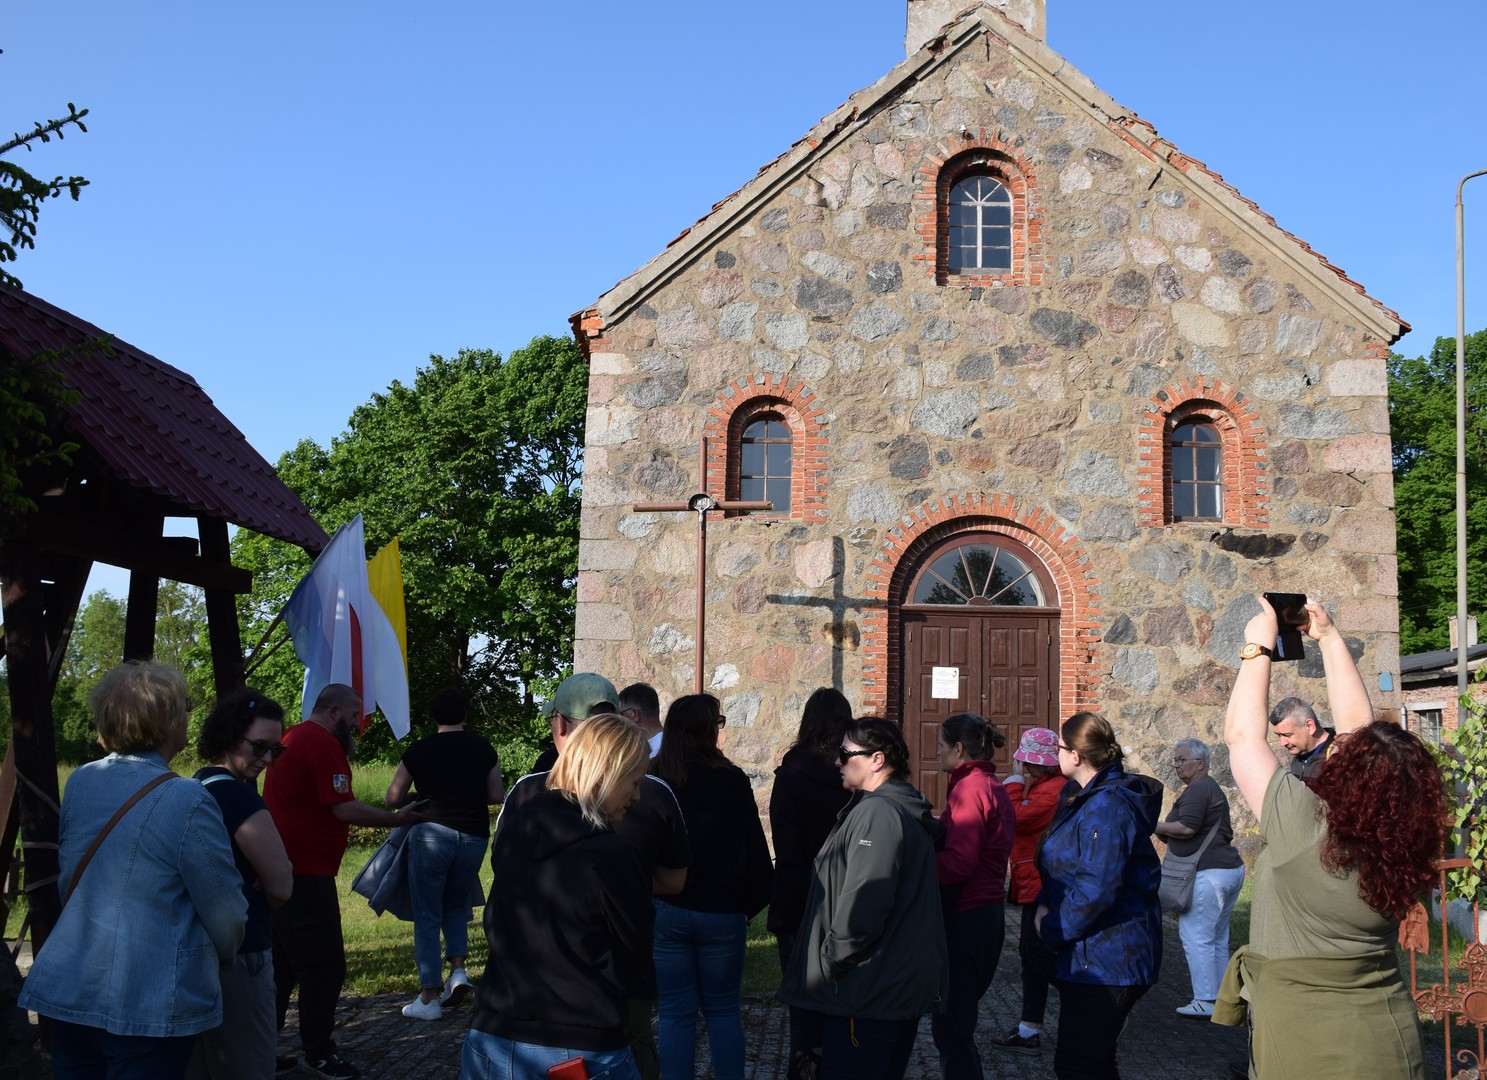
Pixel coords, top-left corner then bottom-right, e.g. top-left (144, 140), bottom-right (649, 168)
top-left (905, 0), bottom-right (1045, 54)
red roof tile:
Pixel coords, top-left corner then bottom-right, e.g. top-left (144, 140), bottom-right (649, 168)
top-left (0, 286), bottom-right (328, 553)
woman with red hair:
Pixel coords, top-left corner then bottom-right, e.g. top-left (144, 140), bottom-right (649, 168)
top-left (1222, 596), bottom-right (1444, 1078)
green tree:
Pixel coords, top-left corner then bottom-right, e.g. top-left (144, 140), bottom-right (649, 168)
top-left (1389, 329), bottom-right (1487, 655)
top-left (45, 581), bottom-right (210, 762)
top-left (1, 93), bottom-right (90, 527)
top-left (236, 336), bottom-right (586, 769)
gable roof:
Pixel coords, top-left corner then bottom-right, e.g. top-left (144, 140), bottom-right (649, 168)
top-left (573, 4), bottom-right (1405, 349)
top-left (0, 285), bottom-right (329, 554)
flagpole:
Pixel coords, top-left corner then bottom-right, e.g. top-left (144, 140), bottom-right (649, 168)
top-left (242, 612), bottom-right (286, 674)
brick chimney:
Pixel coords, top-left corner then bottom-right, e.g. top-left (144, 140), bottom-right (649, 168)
top-left (905, 0), bottom-right (1045, 54)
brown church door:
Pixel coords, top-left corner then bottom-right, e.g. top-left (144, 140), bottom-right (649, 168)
top-left (897, 534), bottom-right (1060, 810)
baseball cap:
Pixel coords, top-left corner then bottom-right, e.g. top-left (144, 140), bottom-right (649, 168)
top-left (540, 673), bottom-right (619, 720)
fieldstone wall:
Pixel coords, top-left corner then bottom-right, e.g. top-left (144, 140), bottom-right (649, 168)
top-left (572, 16), bottom-right (1400, 824)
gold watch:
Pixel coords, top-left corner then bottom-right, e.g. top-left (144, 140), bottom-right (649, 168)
top-left (1239, 642), bottom-right (1274, 660)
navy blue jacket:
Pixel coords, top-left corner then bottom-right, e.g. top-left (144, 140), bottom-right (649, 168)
top-left (1036, 761), bottom-right (1163, 986)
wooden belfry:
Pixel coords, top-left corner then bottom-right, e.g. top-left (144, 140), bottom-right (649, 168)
top-left (634, 437), bottom-right (770, 693)
top-left (0, 285), bottom-right (325, 968)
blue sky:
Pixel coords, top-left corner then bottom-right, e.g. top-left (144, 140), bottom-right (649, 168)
top-left (7, 1), bottom-right (1485, 596)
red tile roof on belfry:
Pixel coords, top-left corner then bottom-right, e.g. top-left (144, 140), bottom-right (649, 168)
top-left (0, 286), bottom-right (329, 554)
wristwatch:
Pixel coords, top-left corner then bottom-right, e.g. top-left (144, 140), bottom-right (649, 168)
top-left (1239, 642), bottom-right (1274, 660)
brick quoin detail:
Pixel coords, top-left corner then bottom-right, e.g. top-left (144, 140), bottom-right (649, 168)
top-left (701, 374), bottom-right (828, 523)
top-left (568, 306), bottom-right (612, 361)
top-left (913, 133), bottom-right (1045, 288)
top-left (858, 494), bottom-right (1102, 721)
top-left (1137, 377), bottom-right (1269, 529)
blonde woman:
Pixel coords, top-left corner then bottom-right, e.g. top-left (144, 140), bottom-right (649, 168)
top-left (464, 713), bottom-right (652, 1080)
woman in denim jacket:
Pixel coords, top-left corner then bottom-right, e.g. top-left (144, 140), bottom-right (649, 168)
top-left (19, 663), bottom-right (247, 1079)
top-left (1034, 712), bottom-right (1162, 1080)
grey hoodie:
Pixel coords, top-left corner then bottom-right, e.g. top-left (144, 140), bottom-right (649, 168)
top-left (777, 776), bottom-right (950, 1020)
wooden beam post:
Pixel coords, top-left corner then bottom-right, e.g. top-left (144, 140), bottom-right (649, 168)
top-left (198, 516), bottom-right (245, 697)
top-left (0, 543), bottom-right (64, 955)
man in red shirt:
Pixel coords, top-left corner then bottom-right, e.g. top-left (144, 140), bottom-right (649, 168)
top-left (264, 683), bottom-right (418, 1080)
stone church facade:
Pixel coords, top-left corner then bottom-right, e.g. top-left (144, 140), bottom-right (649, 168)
top-left (569, 0), bottom-right (1405, 806)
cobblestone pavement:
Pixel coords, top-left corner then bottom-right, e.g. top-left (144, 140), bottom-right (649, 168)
top-left (277, 909), bottom-right (1262, 1080)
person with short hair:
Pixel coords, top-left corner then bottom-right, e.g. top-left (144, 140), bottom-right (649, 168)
top-left (778, 717), bottom-right (947, 1080)
top-left (385, 687), bottom-right (503, 1020)
top-left (1153, 737), bottom-right (1245, 1019)
top-left (264, 683), bottom-right (423, 1080)
top-left (464, 714), bottom-right (654, 1080)
top-left (188, 688), bottom-right (294, 1080)
top-left (1222, 596), bottom-right (1443, 1078)
top-left (531, 672), bottom-right (621, 772)
top-left (931, 712), bottom-right (1016, 1080)
top-left (619, 682), bottom-right (663, 757)
top-left (19, 662), bottom-right (247, 1080)
top-left (1035, 711), bottom-right (1162, 1080)
top-left (650, 694), bottom-right (773, 1080)
top-left (1267, 696), bottom-right (1335, 779)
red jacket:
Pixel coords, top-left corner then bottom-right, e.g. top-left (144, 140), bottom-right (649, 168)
top-left (935, 761), bottom-right (1015, 912)
top-left (1002, 770), bottom-right (1063, 905)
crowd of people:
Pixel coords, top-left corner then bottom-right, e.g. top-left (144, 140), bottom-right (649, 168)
top-left (15, 595), bottom-right (1450, 1080)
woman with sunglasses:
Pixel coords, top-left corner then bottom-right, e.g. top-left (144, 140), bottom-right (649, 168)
top-left (650, 694), bottom-right (773, 1080)
top-left (778, 717), bottom-right (947, 1080)
top-left (1034, 712), bottom-right (1162, 1079)
top-left (189, 687), bottom-right (294, 1080)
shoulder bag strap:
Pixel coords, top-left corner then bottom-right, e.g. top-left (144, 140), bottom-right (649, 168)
top-left (1193, 819), bottom-right (1223, 859)
top-left (61, 771), bottom-right (177, 907)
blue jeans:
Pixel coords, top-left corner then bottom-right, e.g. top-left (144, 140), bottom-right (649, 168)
top-left (50, 1020), bottom-right (195, 1080)
top-left (460, 1028), bottom-right (640, 1080)
top-left (408, 822), bottom-right (489, 989)
top-left (1177, 865), bottom-right (1245, 1001)
top-left (652, 901), bottom-right (747, 1080)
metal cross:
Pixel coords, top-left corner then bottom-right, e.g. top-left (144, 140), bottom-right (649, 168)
top-left (634, 437), bottom-right (771, 693)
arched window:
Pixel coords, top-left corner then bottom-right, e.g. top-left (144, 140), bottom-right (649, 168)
top-left (907, 537), bottom-right (1050, 607)
top-left (739, 415), bottom-right (792, 513)
top-left (1138, 383), bottom-right (1268, 529)
top-left (1169, 421), bottom-right (1222, 522)
top-left (947, 175), bottom-right (1012, 274)
top-left (923, 141), bottom-right (1040, 287)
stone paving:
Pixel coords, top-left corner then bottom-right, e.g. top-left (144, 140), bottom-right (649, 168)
top-left (276, 909), bottom-right (1261, 1080)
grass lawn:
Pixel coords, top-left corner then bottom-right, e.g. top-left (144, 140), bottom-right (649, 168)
top-left (338, 838), bottom-right (781, 998)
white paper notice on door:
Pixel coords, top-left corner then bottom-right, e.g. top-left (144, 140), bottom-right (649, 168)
top-left (931, 666), bottom-right (959, 699)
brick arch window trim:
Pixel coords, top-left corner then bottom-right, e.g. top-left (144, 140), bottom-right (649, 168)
top-left (858, 493), bottom-right (1103, 720)
top-left (913, 131), bottom-right (1046, 288)
top-left (1137, 378), bottom-right (1269, 530)
top-left (702, 374), bottom-right (828, 523)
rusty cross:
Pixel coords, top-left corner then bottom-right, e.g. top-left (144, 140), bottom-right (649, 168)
top-left (634, 437), bottom-right (770, 693)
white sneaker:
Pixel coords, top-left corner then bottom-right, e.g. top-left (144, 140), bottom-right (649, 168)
top-left (402, 995), bottom-right (442, 1021)
top-left (441, 968), bottom-right (474, 1008)
top-left (1176, 999), bottom-right (1214, 1018)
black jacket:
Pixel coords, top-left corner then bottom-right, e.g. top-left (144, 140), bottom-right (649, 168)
top-left (667, 760), bottom-right (773, 918)
top-left (768, 745), bottom-right (851, 934)
top-left (472, 788), bottom-right (652, 1051)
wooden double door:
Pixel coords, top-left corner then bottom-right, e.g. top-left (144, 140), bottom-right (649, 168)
top-left (901, 609), bottom-right (1059, 810)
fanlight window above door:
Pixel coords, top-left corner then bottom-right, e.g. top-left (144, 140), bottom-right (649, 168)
top-left (911, 543), bottom-right (1046, 606)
